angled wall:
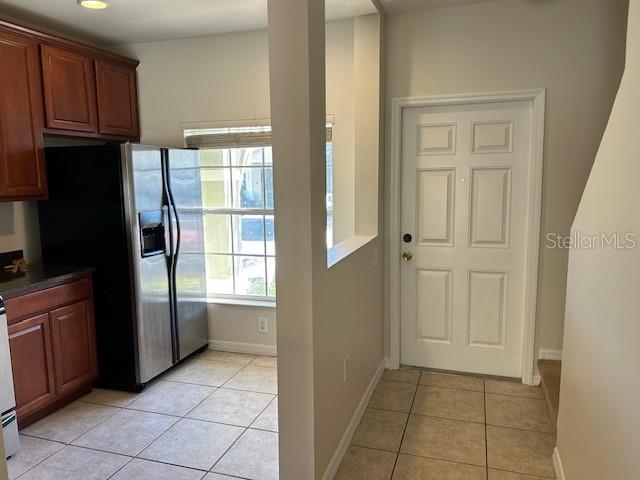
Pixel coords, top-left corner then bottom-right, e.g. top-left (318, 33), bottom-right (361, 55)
top-left (555, 1), bottom-right (639, 478)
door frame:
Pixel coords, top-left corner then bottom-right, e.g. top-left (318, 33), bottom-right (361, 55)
top-left (387, 89), bottom-right (546, 385)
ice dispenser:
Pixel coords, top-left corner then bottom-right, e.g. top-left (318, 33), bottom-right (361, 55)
top-left (139, 210), bottom-right (166, 257)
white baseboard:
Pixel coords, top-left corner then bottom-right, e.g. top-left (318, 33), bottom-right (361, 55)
top-left (321, 358), bottom-right (385, 480)
top-left (553, 446), bottom-right (566, 480)
top-left (384, 357), bottom-right (393, 369)
top-left (208, 339), bottom-right (277, 356)
top-left (539, 349), bottom-right (563, 361)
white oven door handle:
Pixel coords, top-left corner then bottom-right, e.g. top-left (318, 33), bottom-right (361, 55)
top-left (1, 411), bottom-right (16, 428)
top-left (0, 296), bottom-right (17, 414)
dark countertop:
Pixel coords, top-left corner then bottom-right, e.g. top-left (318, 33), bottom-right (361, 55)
top-left (0, 265), bottom-right (95, 300)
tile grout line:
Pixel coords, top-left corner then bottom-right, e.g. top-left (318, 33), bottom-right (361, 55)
top-left (151, 381), bottom-right (277, 396)
top-left (182, 352), bottom-right (276, 476)
top-left (209, 425), bottom-right (250, 475)
top-left (247, 393), bottom-right (278, 431)
top-left (21, 404), bottom-right (279, 446)
top-left (133, 354), bottom-right (276, 476)
top-left (11, 435), bottom-right (66, 480)
top-left (484, 379), bottom-right (489, 480)
top-left (379, 378), bottom-right (543, 400)
top-left (105, 453), bottom-right (136, 480)
top-left (367, 406), bottom-right (484, 425)
top-left (21, 400), bottom-right (124, 449)
top-left (16, 351), bottom-right (279, 480)
top-left (353, 445), bottom-right (491, 471)
top-left (364, 405), bottom-right (553, 435)
top-left (388, 375), bottom-right (420, 479)
top-left (344, 370), bottom-right (553, 480)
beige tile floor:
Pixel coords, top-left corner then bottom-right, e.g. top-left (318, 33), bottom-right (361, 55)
top-left (336, 369), bottom-right (557, 480)
top-left (8, 351), bottom-right (278, 480)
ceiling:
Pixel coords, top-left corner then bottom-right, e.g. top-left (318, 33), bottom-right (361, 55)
top-left (0, 0), bottom-right (378, 46)
top-left (379, 0), bottom-right (499, 14)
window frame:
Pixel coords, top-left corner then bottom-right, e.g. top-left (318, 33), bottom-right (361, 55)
top-left (198, 147), bottom-right (276, 302)
top-left (184, 118), bottom-right (335, 305)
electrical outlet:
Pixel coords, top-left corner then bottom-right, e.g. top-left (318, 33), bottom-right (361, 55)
top-left (343, 355), bottom-right (350, 383)
top-left (257, 317), bottom-right (268, 334)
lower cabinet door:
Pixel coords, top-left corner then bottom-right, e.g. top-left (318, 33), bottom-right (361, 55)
top-left (8, 314), bottom-right (56, 420)
top-left (49, 299), bottom-right (98, 394)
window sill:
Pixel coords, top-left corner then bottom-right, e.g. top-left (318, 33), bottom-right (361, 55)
top-left (207, 297), bottom-right (277, 309)
top-left (327, 234), bottom-right (377, 268)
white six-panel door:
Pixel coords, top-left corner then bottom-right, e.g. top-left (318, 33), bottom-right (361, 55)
top-left (400, 101), bottom-right (533, 377)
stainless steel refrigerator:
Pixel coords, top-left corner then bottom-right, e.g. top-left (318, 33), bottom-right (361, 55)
top-left (39, 143), bottom-right (208, 390)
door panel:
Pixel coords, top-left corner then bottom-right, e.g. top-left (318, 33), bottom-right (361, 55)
top-left (469, 167), bottom-right (511, 247)
top-left (8, 314), bottom-right (56, 420)
top-left (122, 144), bottom-right (173, 383)
top-left (417, 169), bottom-right (455, 246)
top-left (400, 101), bottom-right (532, 377)
top-left (167, 149), bottom-right (208, 360)
top-left (467, 271), bottom-right (507, 348)
top-left (41, 44), bottom-right (98, 132)
top-left (95, 60), bottom-right (139, 137)
top-left (0, 27), bottom-right (46, 199)
top-left (416, 269), bottom-right (453, 344)
top-left (50, 300), bottom-right (98, 394)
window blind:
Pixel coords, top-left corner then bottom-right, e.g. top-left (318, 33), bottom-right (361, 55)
top-left (184, 125), bottom-right (333, 149)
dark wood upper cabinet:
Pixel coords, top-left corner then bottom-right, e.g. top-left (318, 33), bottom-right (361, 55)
top-left (95, 59), bottom-right (140, 138)
top-left (41, 44), bottom-right (98, 133)
top-left (0, 18), bottom-right (140, 201)
top-left (0, 27), bottom-right (47, 200)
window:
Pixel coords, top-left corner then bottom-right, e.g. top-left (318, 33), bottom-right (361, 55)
top-left (326, 141), bottom-right (335, 249)
top-left (185, 124), bottom-right (333, 302)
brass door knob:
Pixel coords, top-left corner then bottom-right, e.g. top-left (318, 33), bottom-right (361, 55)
top-left (402, 251), bottom-right (413, 262)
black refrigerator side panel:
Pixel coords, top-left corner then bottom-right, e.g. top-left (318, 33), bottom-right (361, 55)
top-left (38, 145), bottom-right (138, 391)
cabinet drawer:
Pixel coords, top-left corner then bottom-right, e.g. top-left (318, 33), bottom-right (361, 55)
top-left (6, 277), bottom-right (92, 324)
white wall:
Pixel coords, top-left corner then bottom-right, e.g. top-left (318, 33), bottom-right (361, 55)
top-left (113, 20), bottom-right (359, 351)
top-left (207, 303), bottom-right (276, 354)
top-left (555, 1), bottom-right (639, 478)
top-left (0, 202), bottom-right (41, 264)
top-left (268, 1), bottom-right (384, 477)
top-left (384, 0), bottom-right (628, 364)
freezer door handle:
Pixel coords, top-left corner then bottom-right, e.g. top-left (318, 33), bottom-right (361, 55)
top-left (162, 205), bottom-right (172, 257)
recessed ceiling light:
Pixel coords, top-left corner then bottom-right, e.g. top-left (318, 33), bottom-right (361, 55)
top-left (77, 0), bottom-right (110, 10)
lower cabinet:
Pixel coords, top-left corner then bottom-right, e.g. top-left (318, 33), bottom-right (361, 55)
top-left (50, 299), bottom-right (98, 395)
top-left (8, 314), bottom-right (56, 421)
top-left (6, 276), bottom-right (97, 427)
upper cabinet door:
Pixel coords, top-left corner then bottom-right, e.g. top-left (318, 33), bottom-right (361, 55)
top-left (0, 28), bottom-right (47, 200)
top-left (95, 60), bottom-right (140, 138)
top-left (41, 44), bottom-right (98, 133)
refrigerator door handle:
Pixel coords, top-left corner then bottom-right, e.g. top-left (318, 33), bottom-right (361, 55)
top-left (168, 203), bottom-right (180, 257)
top-left (162, 205), bottom-right (172, 258)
